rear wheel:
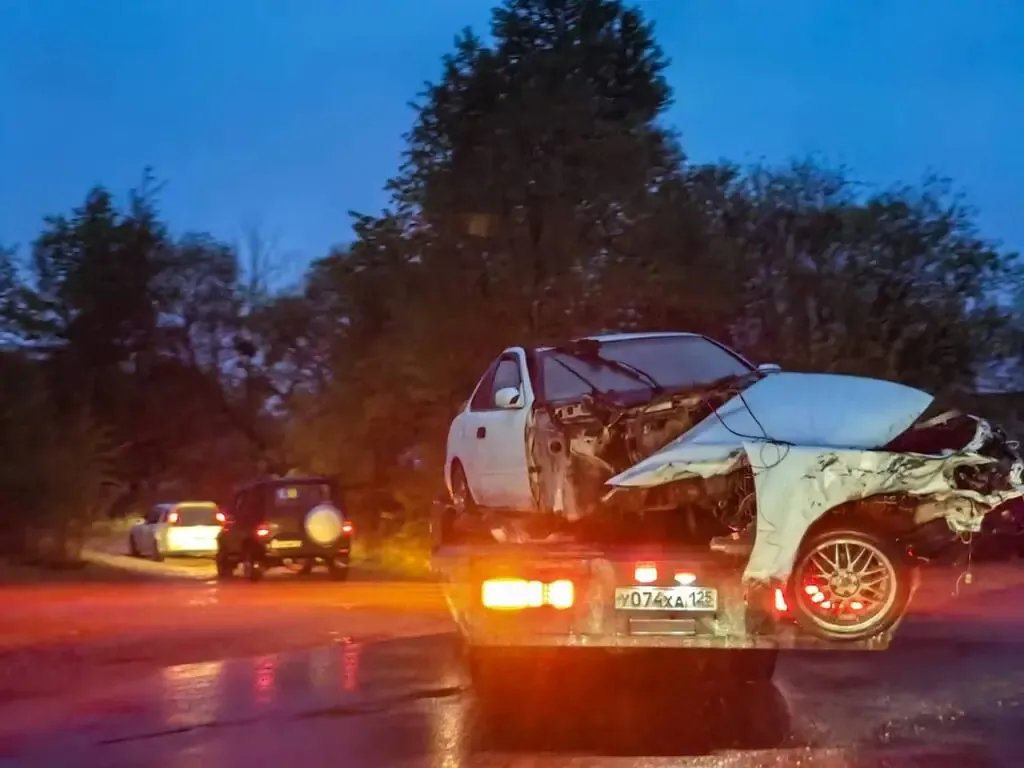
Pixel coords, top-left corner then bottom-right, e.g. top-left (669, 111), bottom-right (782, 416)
top-left (298, 558), bottom-right (315, 575)
top-left (151, 540), bottom-right (164, 562)
top-left (789, 526), bottom-right (911, 641)
top-left (327, 557), bottom-right (349, 581)
top-left (242, 550), bottom-right (264, 582)
top-left (450, 462), bottom-right (477, 514)
top-left (216, 552), bottom-right (234, 578)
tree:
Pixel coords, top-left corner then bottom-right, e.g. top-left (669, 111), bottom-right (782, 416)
top-left (725, 162), bottom-right (1021, 396)
top-left (273, 0), bottom-right (1023, 510)
top-left (284, 0), bottom-right (687, 496)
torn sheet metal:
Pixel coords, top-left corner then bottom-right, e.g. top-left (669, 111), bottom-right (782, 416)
top-left (608, 372), bottom-right (936, 489)
top-left (741, 443), bottom-right (1024, 583)
top-left (604, 371), bottom-right (1024, 584)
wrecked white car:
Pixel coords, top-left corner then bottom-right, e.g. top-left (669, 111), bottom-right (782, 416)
top-left (438, 331), bottom-right (1024, 671)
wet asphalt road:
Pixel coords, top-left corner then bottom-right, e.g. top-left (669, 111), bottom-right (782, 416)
top-left (3, 558), bottom-right (1024, 767)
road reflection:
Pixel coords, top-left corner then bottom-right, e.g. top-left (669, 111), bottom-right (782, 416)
top-left (467, 678), bottom-right (793, 757)
top-left (414, 645), bottom-right (798, 763)
top-left (159, 660), bottom-right (226, 727)
top-left (342, 637), bottom-right (362, 692)
top-left (253, 654), bottom-right (277, 705)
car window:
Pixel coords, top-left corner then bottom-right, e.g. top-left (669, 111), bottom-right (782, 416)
top-left (271, 483), bottom-right (332, 515)
top-left (469, 356), bottom-right (522, 410)
top-left (539, 336), bottom-right (752, 401)
top-left (234, 491), bottom-right (260, 524)
top-left (491, 358), bottom-right (521, 396)
top-left (468, 359), bottom-right (499, 411)
top-left (469, 355), bottom-right (524, 411)
top-left (173, 504), bottom-right (219, 526)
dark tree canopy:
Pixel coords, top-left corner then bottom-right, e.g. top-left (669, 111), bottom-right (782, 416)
top-left (1, 0), bottom-right (1022, 552)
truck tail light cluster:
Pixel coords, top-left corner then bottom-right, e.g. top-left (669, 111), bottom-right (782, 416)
top-left (632, 562), bottom-right (697, 586)
top-left (341, 520), bottom-right (354, 535)
top-left (481, 578), bottom-right (574, 610)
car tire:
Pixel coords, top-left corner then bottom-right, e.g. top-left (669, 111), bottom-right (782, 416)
top-left (216, 553), bottom-right (234, 578)
top-left (129, 536), bottom-right (140, 557)
top-left (789, 525), bottom-right (912, 642)
top-left (243, 552), bottom-right (264, 582)
top-left (450, 462), bottom-right (478, 515)
top-left (151, 541), bottom-right (164, 562)
top-left (327, 557), bottom-right (349, 581)
top-left (298, 558), bottom-right (314, 575)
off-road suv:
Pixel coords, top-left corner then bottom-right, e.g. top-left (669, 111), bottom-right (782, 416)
top-left (216, 476), bottom-right (353, 581)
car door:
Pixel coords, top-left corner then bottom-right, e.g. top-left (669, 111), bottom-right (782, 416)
top-left (472, 350), bottom-right (536, 510)
top-left (448, 358), bottom-right (499, 503)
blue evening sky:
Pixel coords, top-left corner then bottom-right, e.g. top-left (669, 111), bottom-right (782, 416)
top-left (2, 0), bottom-right (1022, 286)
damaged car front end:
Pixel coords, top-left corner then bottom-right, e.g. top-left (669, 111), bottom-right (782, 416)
top-left (519, 337), bottom-right (1024, 642)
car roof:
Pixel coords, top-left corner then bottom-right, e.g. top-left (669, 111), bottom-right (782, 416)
top-left (533, 331), bottom-right (700, 353)
top-left (236, 476), bottom-right (334, 492)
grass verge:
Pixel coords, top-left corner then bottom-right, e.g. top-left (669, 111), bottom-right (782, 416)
top-left (352, 519), bottom-right (434, 580)
top-left (0, 556), bottom-right (161, 585)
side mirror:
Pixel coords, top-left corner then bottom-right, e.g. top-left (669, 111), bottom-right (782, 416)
top-left (757, 363), bottom-right (782, 375)
top-left (494, 386), bottom-right (523, 409)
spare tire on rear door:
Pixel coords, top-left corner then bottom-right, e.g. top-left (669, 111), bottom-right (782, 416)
top-left (304, 504), bottom-right (344, 546)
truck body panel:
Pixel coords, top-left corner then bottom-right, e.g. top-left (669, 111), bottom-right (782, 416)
top-left (433, 539), bottom-right (909, 652)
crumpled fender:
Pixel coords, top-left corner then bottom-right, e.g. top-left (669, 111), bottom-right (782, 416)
top-left (608, 372), bottom-right (935, 488)
top-left (605, 372), bottom-right (1024, 583)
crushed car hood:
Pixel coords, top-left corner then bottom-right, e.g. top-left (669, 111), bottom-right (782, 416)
top-left (607, 372), bottom-right (935, 487)
top-left (606, 372), bottom-right (1024, 584)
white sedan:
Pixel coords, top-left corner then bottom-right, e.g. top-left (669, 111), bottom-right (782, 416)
top-left (442, 330), bottom-right (1024, 642)
top-left (444, 331), bottom-right (776, 518)
top-left (128, 501), bottom-right (225, 560)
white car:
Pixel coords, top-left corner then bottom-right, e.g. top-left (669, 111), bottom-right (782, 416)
top-left (443, 331), bottom-right (1024, 642)
top-left (128, 501), bottom-right (225, 560)
top-left (444, 332), bottom-right (776, 518)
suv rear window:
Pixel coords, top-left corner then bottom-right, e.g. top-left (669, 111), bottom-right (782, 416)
top-left (174, 503), bottom-right (219, 526)
top-left (271, 484), bottom-right (332, 513)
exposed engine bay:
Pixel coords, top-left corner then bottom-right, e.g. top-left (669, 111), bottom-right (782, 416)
top-left (512, 368), bottom-right (1024, 586)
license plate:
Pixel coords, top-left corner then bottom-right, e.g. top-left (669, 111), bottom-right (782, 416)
top-left (270, 539), bottom-right (302, 550)
top-left (614, 586), bottom-right (718, 612)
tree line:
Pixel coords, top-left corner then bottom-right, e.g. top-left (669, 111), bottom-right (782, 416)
top-left (1, 0), bottom-right (1021, 560)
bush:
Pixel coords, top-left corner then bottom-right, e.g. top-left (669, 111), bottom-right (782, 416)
top-left (0, 384), bottom-right (121, 566)
top-left (353, 517), bottom-right (433, 578)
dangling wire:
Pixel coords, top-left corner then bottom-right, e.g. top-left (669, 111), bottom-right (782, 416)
top-left (953, 532), bottom-right (974, 596)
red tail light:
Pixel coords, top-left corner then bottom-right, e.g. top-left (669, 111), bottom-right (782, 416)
top-left (215, 511), bottom-right (226, 524)
top-left (341, 520), bottom-right (353, 535)
top-left (167, 511), bottom-right (179, 525)
top-left (255, 524), bottom-right (271, 538)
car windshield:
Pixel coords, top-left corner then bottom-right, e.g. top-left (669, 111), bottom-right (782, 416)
top-left (540, 335), bottom-right (753, 401)
top-left (174, 503), bottom-right (219, 526)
